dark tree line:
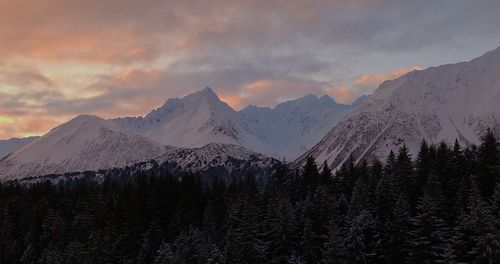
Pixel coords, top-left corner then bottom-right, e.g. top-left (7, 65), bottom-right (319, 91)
top-left (1, 130), bottom-right (500, 263)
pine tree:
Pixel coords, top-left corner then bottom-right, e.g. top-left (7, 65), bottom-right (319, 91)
top-left (137, 218), bottom-right (165, 264)
top-left (413, 140), bottom-right (431, 208)
top-left (264, 195), bottom-right (298, 264)
top-left (376, 193), bottom-right (412, 263)
top-left (491, 181), bottom-right (500, 220)
top-left (335, 156), bottom-right (357, 200)
top-left (154, 227), bottom-right (224, 264)
top-left (321, 221), bottom-right (347, 264)
top-left (409, 174), bottom-right (450, 263)
top-left (478, 129), bottom-right (499, 199)
top-left (302, 156), bottom-right (320, 193)
top-left (343, 210), bottom-right (377, 263)
top-left (319, 161), bottom-right (333, 186)
top-left (384, 150), bottom-right (397, 176)
top-left (394, 145), bottom-right (414, 196)
top-left (452, 181), bottom-right (500, 263)
top-left (375, 169), bottom-right (396, 225)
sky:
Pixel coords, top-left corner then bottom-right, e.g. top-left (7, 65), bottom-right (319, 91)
top-left (1, 0), bottom-right (500, 139)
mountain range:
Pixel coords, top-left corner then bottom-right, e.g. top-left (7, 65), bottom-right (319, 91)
top-left (0, 88), bottom-right (359, 180)
top-left (296, 46), bottom-right (500, 170)
top-left (1, 46), bottom-right (499, 181)
top-left (113, 87), bottom-right (359, 159)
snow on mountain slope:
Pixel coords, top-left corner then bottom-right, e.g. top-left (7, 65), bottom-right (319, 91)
top-left (12, 143), bottom-right (280, 185)
top-left (240, 94), bottom-right (353, 159)
top-left (0, 137), bottom-right (39, 159)
top-left (113, 87), bottom-right (271, 154)
top-left (0, 87), bottom-right (359, 180)
top-left (158, 143), bottom-right (277, 171)
top-left (0, 115), bottom-right (167, 180)
top-left (156, 143), bottom-right (279, 182)
top-left (115, 87), bottom-right (358, 159)
top-left (296, 46), bottom-right (500, 170)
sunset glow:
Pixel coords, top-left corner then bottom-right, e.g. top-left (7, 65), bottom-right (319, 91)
top-left (1, 0), bottom-right (499, 139)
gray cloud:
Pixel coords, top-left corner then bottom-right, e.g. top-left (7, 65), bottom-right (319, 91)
top-left (1, 0), bottom-right (500, 138)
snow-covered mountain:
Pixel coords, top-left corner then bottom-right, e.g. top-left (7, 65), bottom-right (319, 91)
top-left (155, 143), bottom-right (279, 182)
top-left (0, 115), bottom-right (167, 180)
top-left (11, 142), bottom-right (279, 185)
top-left (240, 94), bottom-right (353, 158)
top-left (0, 136), bottom-right (39, 159)
top-left (114, 87), bottom-right (358, 159)
top-left (0, 113), bottom-right (279, 182)
top-left (157, 143), bottom-right (277, 173)
top-left (113, 87), bottom-right (260, 147)
top-left (296, 46), bottom-right (500, 170)
top-left (0, 88), bottom-right (357, 180)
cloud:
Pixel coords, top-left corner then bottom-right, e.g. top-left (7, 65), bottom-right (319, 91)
top-left (2, 0), bottom-right (499, 65)
top-left (1, 0), bottom-right (500, 138)
top-left (354, 67), bottom-right (423, 91)
top-left (0, 69), bottom-right (54, 87)
top-left (323, 86), bottom-right (358, 104)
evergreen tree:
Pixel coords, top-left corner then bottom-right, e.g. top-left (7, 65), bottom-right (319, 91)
top-left (409, 174), bottom-right (450, 263)
top-left (319, 161), bottom-right (333, 186)
top-left (137, 218), bottom-right (165, 264)
top-left (264, 195), bottom-right (298, 264)
top-left (321, 220), bottom-right (347, 264)
top-left (302, 156), bottom-right (320, 194)
top-left (0, 133), bottom-right (499, 263)
top-left (376, 193), bottom-right (412, 263)
top-left (453, 182), bottom-right (500, 263)
top-left (394, 145), bottom-right (414, 196)
top-left (343, 210), bottom-right (377, 263)
top-left (478, 129), bottom-right (499, 199)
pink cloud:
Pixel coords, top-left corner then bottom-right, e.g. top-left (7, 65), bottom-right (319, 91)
top-left (354, 67), bottom-right (422, 91)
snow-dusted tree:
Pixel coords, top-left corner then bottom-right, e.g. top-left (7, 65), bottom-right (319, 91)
top-left (137, 218), bottom-right (165, 264)
top-left (264, 195), bottom-right (298, 264)
top-left (153, 227), bottom-right (224, 264)
top-left (478, 129), bottom-right (500, 199)
top-left (321, 220), bottom-right (347, 264)
top-left (409, 174), bottom-right (451, 263)
top-left (343, 210), bottom-right (378, 263)
top-left (453, 182), bottom-right (500, 263)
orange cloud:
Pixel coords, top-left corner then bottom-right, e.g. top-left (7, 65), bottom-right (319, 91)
top-left (216, 80), bottom-right (276, 110)
top-left (218, 93), bottom-right (246, 110)
top-left (0, 113), bottom-right (68, 139)
top-left (323, 86), bottom-right (356, 104)
top-left (246, 80), bottom-right (272, 91)
top-left (221, 78), bottom-right (330, 110)
top-left (354, 66), bottom-right (422, 90)
top-left (110, 69), bottom-right (163, 89)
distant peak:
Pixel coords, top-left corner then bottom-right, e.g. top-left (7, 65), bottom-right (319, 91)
top-left (202, 86), bottom-right (215, 93)
top-left (319, 94), bottom-right (338, 105)
top-left (352, 94), bottom-right (369, 107)
top-left (286, 94), bottom-right (318, 105)
top-left (187, 86), bottom-right (220, 101)
top-left (65, 114), bottom-right (111, 128)
top-left (302, 94), bottom-right (318, 100)
top-left (71, 114), bottom-right (101, 122)
top-left (200, 86), bottom-right (218, 96)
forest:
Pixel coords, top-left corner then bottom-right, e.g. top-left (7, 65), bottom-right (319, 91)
top-left (1, 131), bottom-right (500, 263)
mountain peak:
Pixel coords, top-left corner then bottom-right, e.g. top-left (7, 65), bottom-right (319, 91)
top-left (352, 94), bottom-right (369, 107)
top-left (196, 86), bottom-right (219, 99)
top-left (71, 114), bottom-right (101, 122)
top-left (202, 86), bottom-right (215, 93)
top-left (60, 114), bottom-right (109, 130)
top-left (297, 45), bottom-right (500, 171)
top-left (319, 94), bottom-right (339, 105)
